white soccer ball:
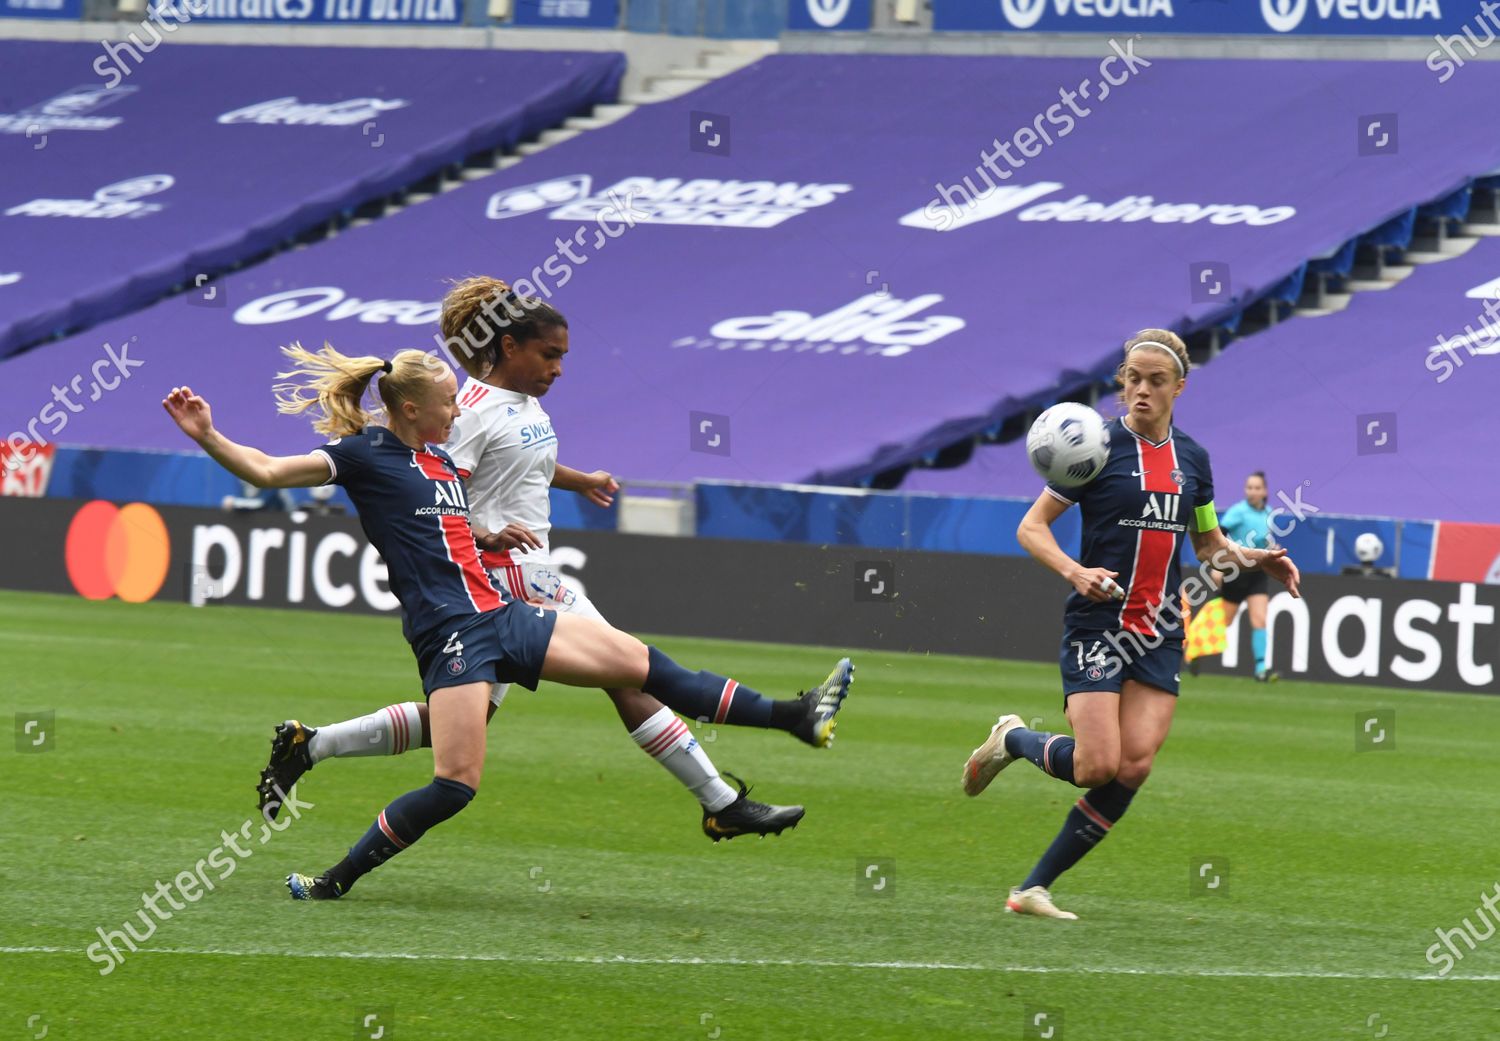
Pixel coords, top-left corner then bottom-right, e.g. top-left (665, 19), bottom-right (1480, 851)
top-left (1026, 403), bottom-right (1111, 487)
top-left (1354, 532), bottom-right (1384, 563)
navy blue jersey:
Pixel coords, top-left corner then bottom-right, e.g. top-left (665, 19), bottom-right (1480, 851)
top-left (1046, 419), bottom-right (1214, 640)
top-left (314, 427), bottom-right (503, 647)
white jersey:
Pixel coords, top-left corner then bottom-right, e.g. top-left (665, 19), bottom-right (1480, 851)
top-left (445, 378), bottom-right (557, 560)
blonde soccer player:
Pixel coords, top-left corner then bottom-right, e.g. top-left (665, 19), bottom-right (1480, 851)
top-left (959, 330), bottom-right (1300, 919)
top-left (166, 347), bottom-right (852, 900)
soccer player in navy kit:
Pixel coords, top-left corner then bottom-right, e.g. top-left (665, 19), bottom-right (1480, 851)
top-left (163, 345), bottom-right (852, 901)
top-left (256, 281), bottom-right (823, 844)
top-left (960, 330), bottom-right (1300, 920)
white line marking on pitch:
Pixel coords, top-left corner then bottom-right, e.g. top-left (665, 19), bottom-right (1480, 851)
top-left (0, 947), bottom-right (1492, 981)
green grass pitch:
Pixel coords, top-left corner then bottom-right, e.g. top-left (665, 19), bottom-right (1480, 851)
top-left (2, 589), bottom-right (1496, 1039)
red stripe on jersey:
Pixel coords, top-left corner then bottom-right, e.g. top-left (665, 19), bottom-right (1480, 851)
top-left (459, 382), bottom-right (490, 409)
top-left (441, 514), bottom-right (503, 612)
top-left (411, 449), bottom-right (503, 613)
top-left (480, 548), bottom-right (515, 571)
top-left (412, 450), bottom-right (450, 481)
top-left (1120, 438), bottom-right (1180, 637)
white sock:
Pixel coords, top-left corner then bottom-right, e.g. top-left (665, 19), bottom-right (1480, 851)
top-left (629, 707), bottom-right (737, 812)
top-left (307, 702), bottom-right (424, 763)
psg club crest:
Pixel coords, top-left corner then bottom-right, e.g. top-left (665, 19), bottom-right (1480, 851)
top-left (1086, 664), bottom-right (1104, 681)
top-left (1170, 468), bottom-right (1186, 488)
top-left (446, 657), bottom-right (466, 676)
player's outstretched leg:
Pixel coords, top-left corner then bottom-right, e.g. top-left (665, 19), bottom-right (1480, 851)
top-left (639, 649), bottom-right (854, 750)
top-left (287, 684), bottom-right (488, 900)
top-left (258, 703), bottom-right (426, 820)
top-left (701, 772), bottom-right (805, 842)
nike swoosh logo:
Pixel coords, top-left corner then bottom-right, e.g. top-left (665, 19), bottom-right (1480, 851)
top-left (534, 607), bottom-right (545, 618)
top-left (1132, 469), bottom-right (1150, 477)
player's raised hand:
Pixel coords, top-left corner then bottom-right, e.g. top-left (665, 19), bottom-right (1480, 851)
top-left (1071, 566), bottom-right (1125, 602)
top-left (162, 386), bottom-right (213, 442)
top-left (581, 470), bottom-right (618, 508)
top-left (1259, 546), bottom-right (1301, 598)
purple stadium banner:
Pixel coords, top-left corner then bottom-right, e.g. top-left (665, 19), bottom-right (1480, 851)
top-left (0, 41), bottom-right (623, 359)
top-left (1, 54), bottom-right (1498, 506)
top-left (909, 237), bottom-right (1500, 525)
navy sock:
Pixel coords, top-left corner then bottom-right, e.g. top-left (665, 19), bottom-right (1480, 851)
top-left (1003, 727), bottom-right (1078, 786)
top-left (326, 776), bottom-right (475, 892)
top-left (1019, 780), bottom-right (1138, 891)
top-left (643, 646), bottom-right (790, 729)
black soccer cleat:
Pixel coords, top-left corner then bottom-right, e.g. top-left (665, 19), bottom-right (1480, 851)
top-left (702, 773), bottom-right (805, 842)
top-left (791, 657), bottom-right (854, 748)
top-left (258, 720), bottom-right (316, 821)
top-left (286, 872), bottom-right (344, 901)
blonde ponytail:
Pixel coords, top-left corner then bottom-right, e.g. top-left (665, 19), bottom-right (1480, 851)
top-left (274, 342), bottom-right (387, 438)
top-left (275, 343), bottom-right (444, 438)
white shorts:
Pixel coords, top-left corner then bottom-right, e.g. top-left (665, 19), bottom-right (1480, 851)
top-left (486, 558), bottom-right (603, 705)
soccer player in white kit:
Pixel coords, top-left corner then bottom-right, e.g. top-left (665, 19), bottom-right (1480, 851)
top-left (258, 279), bottom-right (850, 841)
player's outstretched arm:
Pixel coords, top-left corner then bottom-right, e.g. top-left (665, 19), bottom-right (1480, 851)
top-left (1190, 525), bottom-right (1301, 598)
top-left (1017, 492), bottom-right (1123, 603)
top-left (473, 523), bottom-right (544, 554)
top-left (162, 386), bottom-right (331, 489)
top-left (553, 463), bottom-right (618, 507)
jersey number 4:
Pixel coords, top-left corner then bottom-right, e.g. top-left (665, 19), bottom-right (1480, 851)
top-left (443, 633), bottom-right (464, 656)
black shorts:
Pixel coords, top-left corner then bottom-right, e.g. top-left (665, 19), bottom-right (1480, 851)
top-left (414, 605), bottom-right (558, 696)
top-left (1221, 569), bottom-right (1269, 604)
top-left (1060, 627), bottom-right (1182, 703)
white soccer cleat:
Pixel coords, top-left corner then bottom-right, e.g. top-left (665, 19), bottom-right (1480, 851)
top-left (962, 713), bottom-right (1025, 797)
top-left (1005, 885), bottom-right (1078, 921)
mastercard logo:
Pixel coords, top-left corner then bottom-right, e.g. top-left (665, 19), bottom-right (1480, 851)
top-left (65, 501), bottom-right (170, 603)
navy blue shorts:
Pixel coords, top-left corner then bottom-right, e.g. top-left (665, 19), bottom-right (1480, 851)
top-left (415, 605), bottom-right (558, 696)
top-left (1059, 627), bottom-right (1183, 702)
